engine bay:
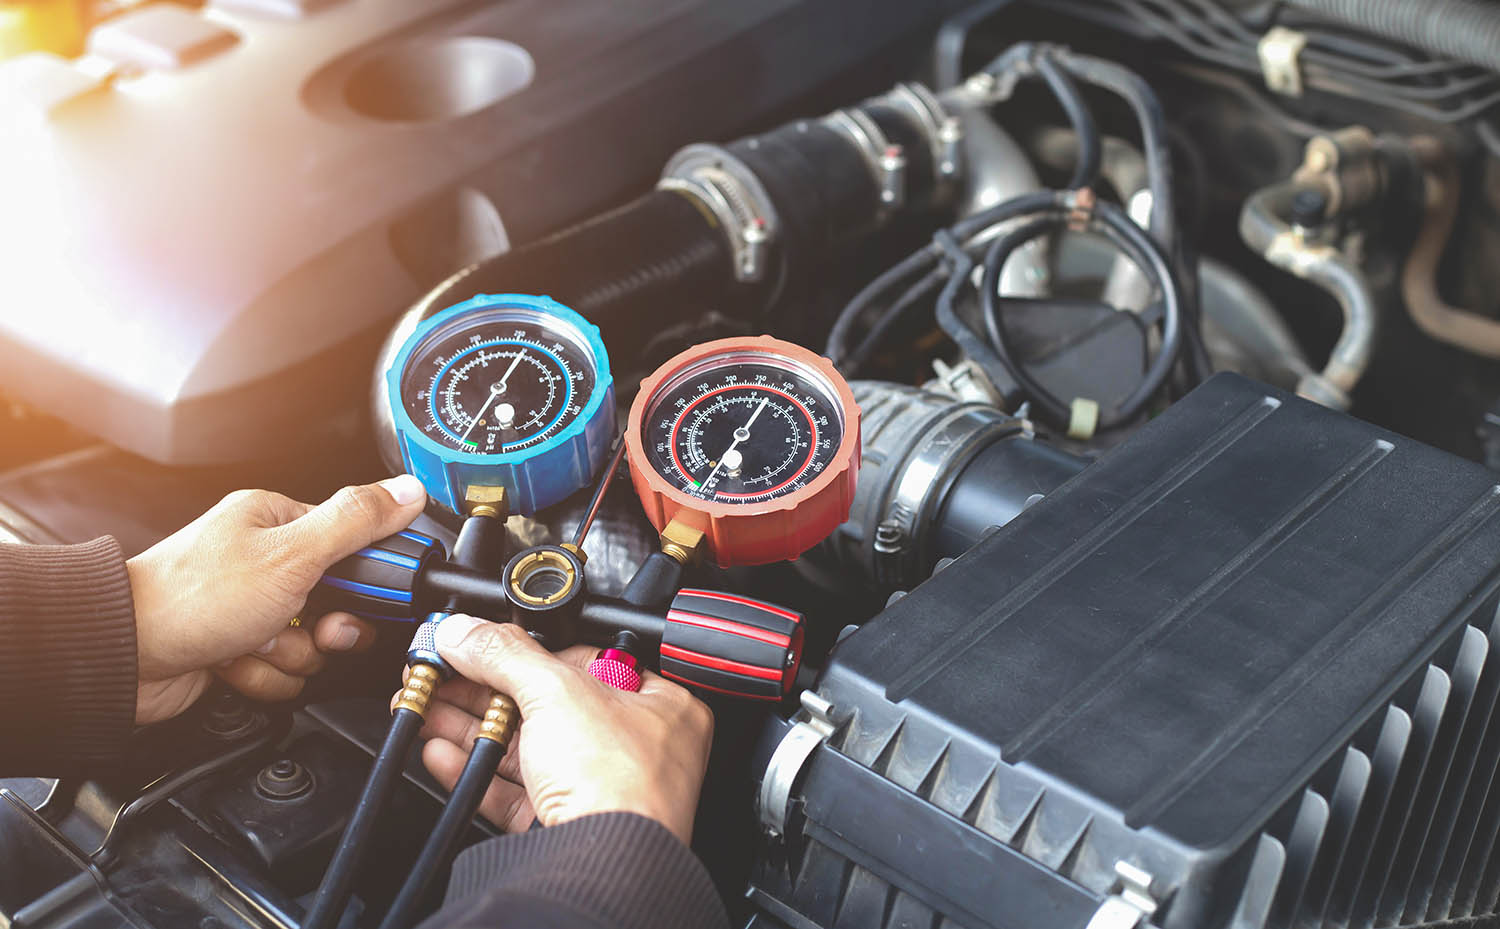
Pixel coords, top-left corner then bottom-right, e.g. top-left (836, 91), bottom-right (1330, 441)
top-left (7, 1), bottom-right (1500, 927)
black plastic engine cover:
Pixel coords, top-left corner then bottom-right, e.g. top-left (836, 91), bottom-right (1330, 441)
top-left (753, 373), bottom-right (1500, 929)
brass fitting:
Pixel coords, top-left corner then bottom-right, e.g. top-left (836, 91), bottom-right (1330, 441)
top-left (659, 518), bottom-right (707, 566)
top-left (478, 692), bottom-right (520, 750)
top-left (560, 541), bottom-right (588, 566)
top-left (464, 485), bottom-right (510, 520)
top-left (507, 548), bottom-right (580, 606)
top-left (394, 662), bottom-right (443, 716)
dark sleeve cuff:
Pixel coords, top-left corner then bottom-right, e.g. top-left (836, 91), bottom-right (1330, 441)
top-left (0, 537), bottom-right (138, 777)
top-left (434, 812), bottom-right (729, 929)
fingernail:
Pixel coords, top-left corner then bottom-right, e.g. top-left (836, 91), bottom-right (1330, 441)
top-left (379, 474), bottom-right (426, 506)
top-left (327, 625), bottom-right (361, 651)
top-left (436, 614), bottom-right (482, 649)
top-left (256, 637), bottom-right (278, 655)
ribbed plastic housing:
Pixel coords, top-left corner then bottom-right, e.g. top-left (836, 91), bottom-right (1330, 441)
top-left (750, 374), bottom-right (1500, 929)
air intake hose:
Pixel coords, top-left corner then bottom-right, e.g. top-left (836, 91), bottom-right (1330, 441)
top-left (1283, 0), bottom-right (1500, 73)
top-left (405, 189), bottom-right (738, 364)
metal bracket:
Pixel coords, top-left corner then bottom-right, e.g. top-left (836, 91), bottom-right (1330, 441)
top-left (1085, 862), bottom-right (1160, 929)
top-left (1258, 27), bottom-right (1307, 97)
top-left (757, 691), bottom-right (838, 837)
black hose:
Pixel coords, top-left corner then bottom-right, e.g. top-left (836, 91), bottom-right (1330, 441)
top-left (1049, 49), bottom-right (1212, 384)
top-left (1283, 0), bottom-right (1500, 74)
top-left (825, 244), bottom-right (942, 367)
top-left (978, 202), bottom-right (1184, 430)
top-left (1036, 54), bottom-right (1102, 190)
top-left (303, 707), bottom-right (426, 929)
top-left (840, 269), bottom-right (948, 377)
top-left (377, 737), bottom-right (507, 929)
top-left (407, 190), bottom-right (738, 363)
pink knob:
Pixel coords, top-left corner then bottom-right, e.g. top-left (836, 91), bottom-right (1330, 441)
top-left (588, 648), bottom-right (642, 692)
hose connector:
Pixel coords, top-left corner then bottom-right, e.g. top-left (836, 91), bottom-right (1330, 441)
top-left (395, 662), bottom-right (443, 717)
top-left (478, 693), bottom-right (520, 748)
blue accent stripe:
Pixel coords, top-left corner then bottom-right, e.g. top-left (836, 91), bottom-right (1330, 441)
top-left (397, 530), bottom-right (436, 546)
top-left (358, 548), bottom-right (422, 571)
top-left (320, 576), bottom-right (413, 604)
top-left (351, 611), bottom-right (418, 624)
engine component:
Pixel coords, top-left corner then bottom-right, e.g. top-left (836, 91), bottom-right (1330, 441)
top-left (1238, 129), bottom-right (1399, 410)
top-left (386, 293), bottom-right (614, 516)
top-left (750, 372), bottom-right (1500, 929)
top-left (0, 0), bottom-right (961, 466)
top-left (806, 381), bottom-right (1085, 591)
top-left (373, 76), bottom-right (966, 473)
top-left (624, 336), bottom-right (861, 568)
top-left (1399, 141), bottom-right (1500, 359)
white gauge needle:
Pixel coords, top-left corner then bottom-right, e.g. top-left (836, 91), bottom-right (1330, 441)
top-left (496, 350), bottom-right (527, 393)
top-left (459, 351), bottom-right (528, 444)
top-left (701, 397), bottom-right (768, 491)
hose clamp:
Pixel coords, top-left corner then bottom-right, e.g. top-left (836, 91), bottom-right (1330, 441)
top-left (758, 691), bottom-right (838, 837)
top-left (659, 144), bottom-right (779, 283)
top-left (822, 106), bottom-right (895, 208)
top-left (878, 82), bottom-right (960, 184)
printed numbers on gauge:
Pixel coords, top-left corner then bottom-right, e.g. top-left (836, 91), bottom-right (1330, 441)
top-left (642, 359), bottom-right (845, 504)
top-left (399, 319), bottom-right (596, 455)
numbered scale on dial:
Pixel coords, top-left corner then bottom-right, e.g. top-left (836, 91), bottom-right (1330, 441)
top-left (388, 294), bottom-right (615, 516)
top-left (626, 336), bottom-right (860, 567)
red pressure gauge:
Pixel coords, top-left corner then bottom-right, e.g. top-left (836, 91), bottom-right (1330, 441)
top-left (625, 336), bottom-right (860, 567)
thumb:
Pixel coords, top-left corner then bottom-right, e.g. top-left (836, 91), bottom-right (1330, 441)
top-left (433, 616), bottom-right (574, 713)
top-left (278, 474), bottom-right (427, 567)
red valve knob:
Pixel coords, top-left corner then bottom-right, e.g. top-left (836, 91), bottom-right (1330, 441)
top-left (660, 589), bottom-right (804, 701)
top-left (588, 632), bottom-right (643, 692)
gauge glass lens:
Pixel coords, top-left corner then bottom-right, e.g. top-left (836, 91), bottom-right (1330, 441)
top-left (642, 351), bottom-right (845, 504)
top-left (400, 308), bottom-right (598, 456)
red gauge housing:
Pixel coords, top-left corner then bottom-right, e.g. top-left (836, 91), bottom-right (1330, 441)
top-left (626, 335), bottom-right (860, 567)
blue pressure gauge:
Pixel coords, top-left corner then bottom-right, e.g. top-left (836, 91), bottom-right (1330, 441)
top-left (387, 294), bottom-right (615, 516)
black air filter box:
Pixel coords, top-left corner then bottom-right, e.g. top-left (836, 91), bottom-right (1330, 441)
top-left (750, 373), bottom-right (1500, 929)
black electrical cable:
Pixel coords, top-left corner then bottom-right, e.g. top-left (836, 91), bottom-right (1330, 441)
top-left (978, 203), bottom-right (1184, 430)
top-left (1036, 53), bottom-right (1102, 190)
top-left (1050, 48), bottom-right (1211, 384)
top-left (377, 737), bottom-right (507, 929)
top-left (303, 707), bottom-right (427, 929)
top-left (840, 269), bottom-right (948, 377)
top-left (825, 244), bottom-right (941, 367)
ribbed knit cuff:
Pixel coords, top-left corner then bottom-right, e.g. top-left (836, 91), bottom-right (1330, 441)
top-left (436, 812), bottom-right (729, 929)
top-left (0, 537), bottom-right (137, 777)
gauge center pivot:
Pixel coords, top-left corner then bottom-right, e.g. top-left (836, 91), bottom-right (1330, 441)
top-left (626, 335), bottom-right (860, 567)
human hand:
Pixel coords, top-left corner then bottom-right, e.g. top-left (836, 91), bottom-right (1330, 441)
top-left (127, 475), bottom-right (428, 724)
top-left (406, 616), bottom-right (714, 844)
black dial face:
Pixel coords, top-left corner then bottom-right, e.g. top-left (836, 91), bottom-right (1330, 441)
top-left (400, 310), bottom-right (597, 456)
top-left (642, 353), bottom-right (844, 504)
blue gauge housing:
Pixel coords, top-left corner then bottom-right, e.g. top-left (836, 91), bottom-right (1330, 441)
top-left (387, 294), bottom-right (615, 516)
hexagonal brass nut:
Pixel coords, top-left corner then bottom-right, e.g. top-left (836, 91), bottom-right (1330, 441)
top-left (464, 485), bottom-right (509, 519)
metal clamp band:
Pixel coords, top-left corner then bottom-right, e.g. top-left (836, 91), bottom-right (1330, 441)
top-left (659, 144), bottom-right (780, 283)
top-left (757, 691), bottom-right (838, 836)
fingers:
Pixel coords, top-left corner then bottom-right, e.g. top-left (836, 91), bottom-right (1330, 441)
top-left (253, 628), bottom-right (325, 676)
top-left (416, 698), bottom-right (524, 783)
top-left (432, 617), bottom-right (579, 713)
top-left (217, 655), bottom-right (306, 703)
top-left (422, 738), bottom-right (534, 832)
top-left (311, 612), bottom-right (377, 654)
top-left (274, 475), bottom-right (427, 567)
top-left (213, 488), bottom-right (315, 527)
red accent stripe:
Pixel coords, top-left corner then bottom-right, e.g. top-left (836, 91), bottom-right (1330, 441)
top-left (661, 669), bottom-right (780, 701)
top-left (677, 589), bottom-right (801, 622)
top-left (661, 643), bottom-right (783, 681)
top-left (667, 610), bottom-right (791, 647)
